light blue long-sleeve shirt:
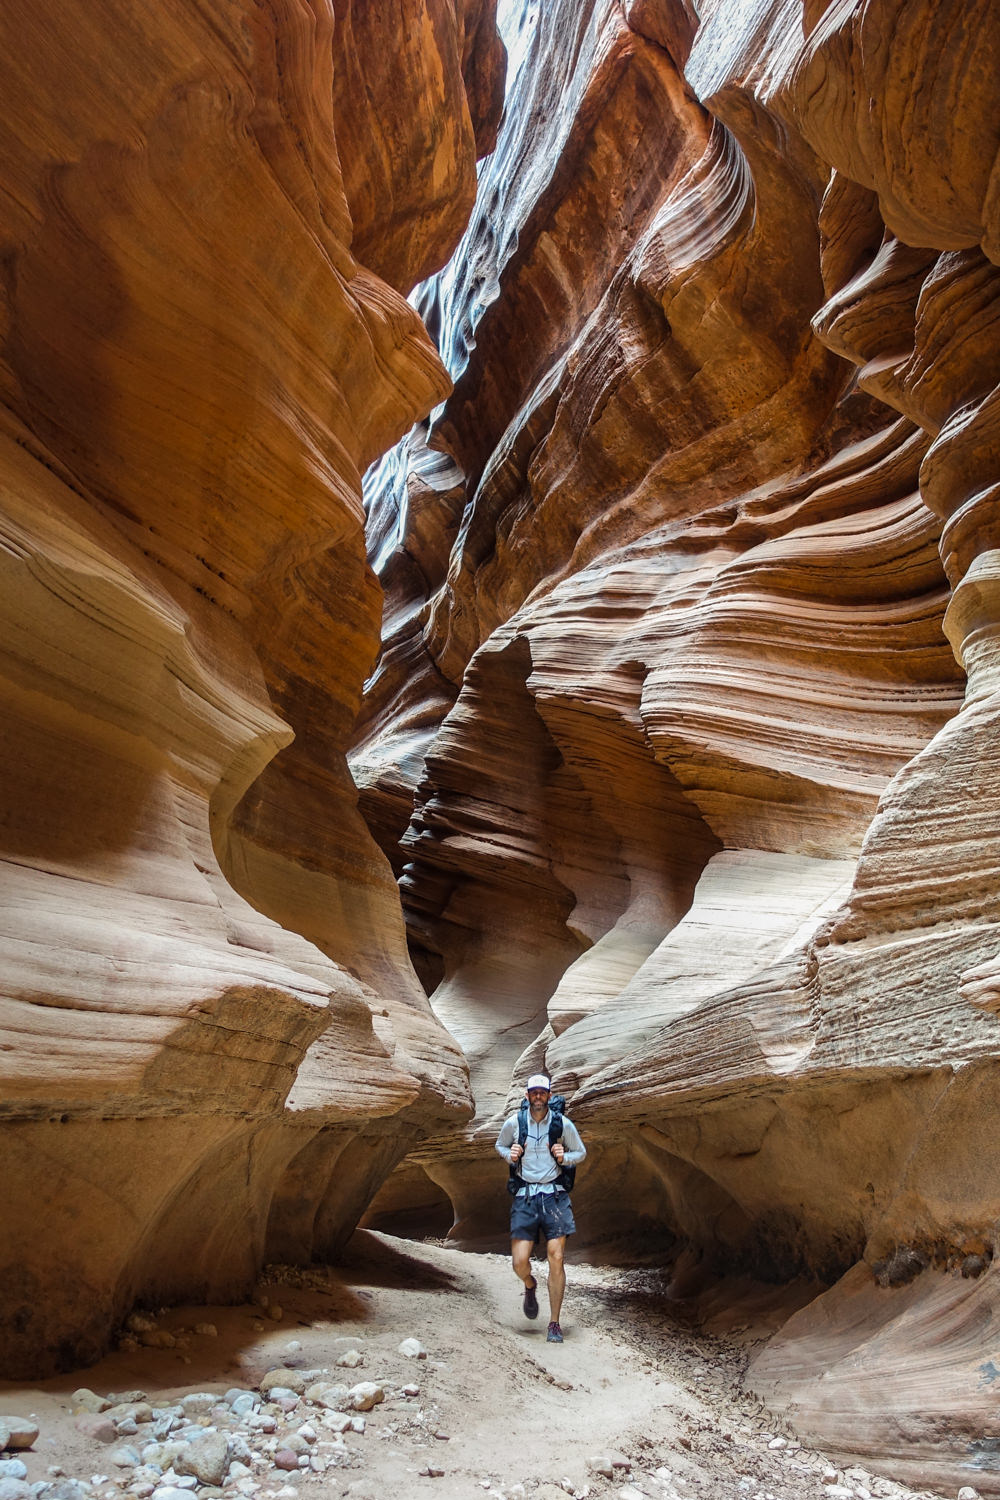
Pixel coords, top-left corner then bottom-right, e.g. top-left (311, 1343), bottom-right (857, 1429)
top-left (495, 1107), bottom-right (586, 1196)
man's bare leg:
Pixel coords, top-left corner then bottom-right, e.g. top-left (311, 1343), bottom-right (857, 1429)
top-left (511, 1238), bottom-right (535, 1287)
top-left (546, 1236), bottom-right (566, 1323)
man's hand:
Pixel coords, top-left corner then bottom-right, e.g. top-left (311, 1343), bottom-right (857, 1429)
top-left (509, 1143), bottom-right (523, 1163)
top-left (551, 1142), bottom-right (565, 1164)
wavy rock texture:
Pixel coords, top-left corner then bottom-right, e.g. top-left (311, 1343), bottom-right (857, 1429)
top-left (357, 0), bottom-right (1000, 1486)
top-left (0, 0), bottom-right (503, 1375)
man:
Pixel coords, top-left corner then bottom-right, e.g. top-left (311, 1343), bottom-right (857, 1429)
top-left (495, 1073), bottom-right (586, 1343)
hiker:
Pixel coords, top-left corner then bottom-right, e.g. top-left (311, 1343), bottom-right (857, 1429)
top-left (495, 1072), bottom-right (586, 1343)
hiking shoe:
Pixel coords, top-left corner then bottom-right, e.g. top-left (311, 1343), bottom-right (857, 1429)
top-left (522, 1278), bottom-right (539, 1320)
top-left (546, 1320), bottom-right (563, 1343)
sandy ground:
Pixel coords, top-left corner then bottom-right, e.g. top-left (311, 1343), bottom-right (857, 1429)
top-left (0, 1233), bottom-right (954, 1500)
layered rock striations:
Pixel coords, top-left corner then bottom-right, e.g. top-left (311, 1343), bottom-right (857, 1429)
top-left (0, 0), bottom-right (503, 1374)
top-left (357, 0), bottom-right (1000, 1485)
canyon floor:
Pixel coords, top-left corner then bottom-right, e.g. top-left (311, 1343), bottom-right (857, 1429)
top-left (0, 1233), bottom-right (954, 1500)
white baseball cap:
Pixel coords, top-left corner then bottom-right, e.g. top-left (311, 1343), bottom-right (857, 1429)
top-left (526, 1074), bottom-right (551, 1092)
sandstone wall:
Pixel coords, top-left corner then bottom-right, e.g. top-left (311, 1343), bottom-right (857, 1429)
top-left (0, 0), bottom-right (503, 1375)
top-left (356, 0), bottom-right (1000, 1484)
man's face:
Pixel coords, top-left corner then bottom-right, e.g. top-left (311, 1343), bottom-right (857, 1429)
top-left (527, 1088), bottom-right (550, 1109)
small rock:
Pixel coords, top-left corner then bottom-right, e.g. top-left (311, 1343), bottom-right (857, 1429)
top-left (228, 1435), bottom-right (253, 1466)
top-left (178, 1396), bottom-right (217, 1419)
top-left (419, 1470), bottom-right (444, 1479)
top-left (272, 1452), bottom-right (298, 1473)
top-left (328, 1337), bottom-right (366, 1358)
top-left (958, 1489), bottom-right (981, 1500)
top-left (0, 1418), bottom-right (38, 1452)
top-left (0, 1463), bottom-right (26, 1482)
top-left (110, 1451), bottom-right (141, 1470)
top-left (303, 1384), bottom-right (347, 1411)
top-left (0, 1482), bottom-right (31, 1500)
top-left (397, 1340), bottom-right (426, 1361)
top-left (193, 1325), bottom-right (218, 1337)
top-left (334, 1351), bottom-right (364, 1370)
top-left (260, 1372), bottom-right (305, 1398)
top-left (401, 1385), bottom-right (420, 1398)
top-left (36, 1483), bottom-right (94, 1500)
top-left (270, 1396), bottom-right (300, 1416)
top-left (278, 1436), bottom-right (310, 1459)
top-left (768, 1437), bottom-right (787, 1450)
top-left (349, 1417), bottom-right (365, 1435)
top-left (150, 1489), bottom-right (191, 1500)
top-left (107, 1395), bottom-right (147, 1408)
top-left (295, 1426), bottom-right (317, 1445)
top-left (227, 1463), bottom-right (252, 1480)
top-left (346, 1385), bottom-right (383, 1414)
top-left (824, 1489), bottom-right (855, 1499)
top-left (587, 1457), bottom-right (615, 1479)
top-left (175, 1433), bottom-right (230, 1488)
top-left (267, 1307), bottom-right (283, 1323)
top-left (139, 1332), bottom-right (176, 1351)
top-left (75, 1416), bottom-right (117, 1445)
top-left (320, 1414), bottom-right (351, 1435)
top-left (73, 1392), bottom-right (112, 1416)
top-left (140, 1441), bottom-right (188, 1472)
top-left (126, 1314), bottom-right (159, 1336)
top-left (0, 1429), bottom-right (8, 1456)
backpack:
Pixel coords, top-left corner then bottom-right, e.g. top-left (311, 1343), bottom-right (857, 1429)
top-left (507, 1094), bottom-right (577, 1196)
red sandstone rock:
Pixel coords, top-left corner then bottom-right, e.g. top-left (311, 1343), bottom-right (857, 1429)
top-left (0, 0), bottom-right (501, 1375)
top-left (357, 0), bottom-right (1000, 1486)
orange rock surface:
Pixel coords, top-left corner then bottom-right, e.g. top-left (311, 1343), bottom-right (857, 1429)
top-left (0, 0), bottom-right (502, 1374)
top-left (356, 0), bottom-right (1000, 1486)
top-left (5, 0), bottom-right (1000, 1483)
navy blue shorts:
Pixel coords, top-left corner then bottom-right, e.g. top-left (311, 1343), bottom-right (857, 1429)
top-left (510, 1188), bottom-right (576, 1241)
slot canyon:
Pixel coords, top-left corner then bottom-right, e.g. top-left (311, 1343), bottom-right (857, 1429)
top-left (3, 0), bottom-right (1000, 1494)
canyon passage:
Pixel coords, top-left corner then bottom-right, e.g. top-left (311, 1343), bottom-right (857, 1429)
top-left (2, 0), bottom-right (1000, 1496)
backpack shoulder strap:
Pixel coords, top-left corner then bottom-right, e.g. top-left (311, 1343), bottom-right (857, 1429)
top-left (517, 1100), bottom-right (529, 1144)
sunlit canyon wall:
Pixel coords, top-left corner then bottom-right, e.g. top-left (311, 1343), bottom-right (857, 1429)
top-left (0, 0), bottom-right (504, 1376)
top-left (355, 0), bottom-right (1000, 1487)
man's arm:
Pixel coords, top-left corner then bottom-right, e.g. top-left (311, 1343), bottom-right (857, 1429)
top-left (495, 1115), bottom-right (520, 1164)
top-left (559, 1118), bottom-right (586, 1167)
